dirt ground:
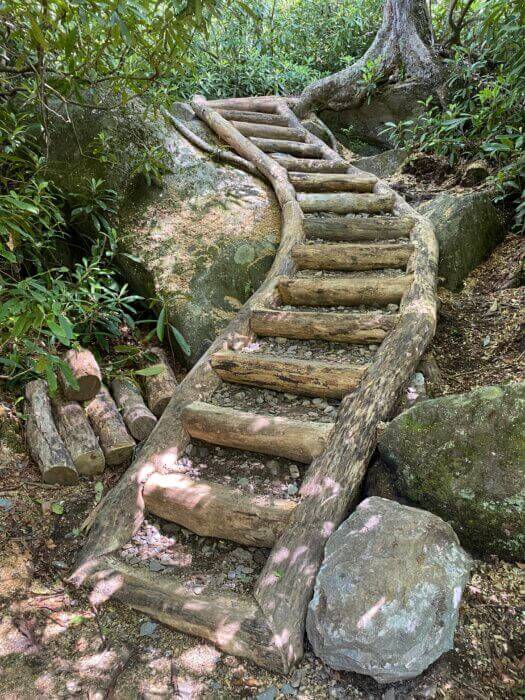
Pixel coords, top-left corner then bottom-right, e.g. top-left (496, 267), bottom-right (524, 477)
top-left (1, 234), bottom-right (524, 699)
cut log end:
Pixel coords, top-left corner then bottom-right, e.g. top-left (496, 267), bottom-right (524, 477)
top-left (43, 465), bottom-right (80, 485)
top-left (61, 348), bottom-right (102, 401)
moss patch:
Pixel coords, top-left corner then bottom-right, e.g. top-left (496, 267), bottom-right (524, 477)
top-left (379, 382), bottom-right (525, 560)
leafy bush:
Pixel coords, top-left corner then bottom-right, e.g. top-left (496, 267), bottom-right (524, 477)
top-left (175, 0), bottom-right (381, 99)
top-left (0, 107), bottom-right (142, 390)
top-left (383, 0), bottom-right (524, 227)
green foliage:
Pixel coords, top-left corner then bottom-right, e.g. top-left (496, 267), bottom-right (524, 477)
top-left (0, 108), bottom-right (142, 390)
top-left (1, 0), bottom-right (238, 111)
top-left (175, 0), bottom-right (381, 99)
top-left (1, 0), bottom-right (225, 391)
top-left (383, 0), bottom-right (524, 228)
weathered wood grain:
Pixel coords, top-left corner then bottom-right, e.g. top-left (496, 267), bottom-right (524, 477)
top-left (298, 192), bottom-right (395, 214)
top-left (182, 401), bottom-right (333, 462)
top-left (278, 273), bottom-right (413, 306)
top-left (251, 308), bottom-right (398, 343)
top-left (143, 472), bottom-right (295, 547)
top-left (304, 215), bottom-right (415, 241)
top-left (211, 349), bottom-right (366, 398)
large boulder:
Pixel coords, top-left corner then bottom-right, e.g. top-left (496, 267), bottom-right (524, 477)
top-left (378, 382), bottom-right (525, 560)
top-left (418, 191), bottom-right (506, 290)
top-left (307, 497), bottom-right (472, 683)
top-left (47, 98), bottom-right (280, 365)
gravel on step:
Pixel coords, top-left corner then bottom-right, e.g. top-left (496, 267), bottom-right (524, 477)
top-left (240, 337), bottom-right (375, 365)
top-left (279, 303), bottom-right (399, 315)
top-left (179, 440), bottom-right (305, 501)
top-left (119, 518), bottom-right (268, 595)
top-left (210, 383), bottom-right (340, 423)
top-left (294, 268), bottom-right (407, 279)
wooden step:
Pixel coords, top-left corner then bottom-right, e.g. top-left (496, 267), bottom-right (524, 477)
top-left (278, 274), bottom-right (413, 307)
top-left (206, 97), bottom-right (278, 113)
top-left (291, 242), bottom-right (413, 271)
top-left (305, 215), bottom-right (415, 241)
top-left (271, 154), bottom-right (349, 173)
top-left (232, 122), bottom-right (304, 142)
top-left (251, 308), bottom-right (398, 343)
top-left (297, 192), bottom-right (395, 214)
top-left (144, 472), bottom-right (295, 547)
top-left (182, 401), bottom-right (333, 463)
top-left (217, 109), bottom-right (290, 127)
top-left (289, 172), bottom-right (377, 193)
top-left (250, 138), bottom-right (324, 158)
top-left (210, 350), bottom-right (366, 399)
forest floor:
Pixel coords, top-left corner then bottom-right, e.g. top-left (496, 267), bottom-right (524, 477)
top-left (1, 228), bottom-right (524, 699)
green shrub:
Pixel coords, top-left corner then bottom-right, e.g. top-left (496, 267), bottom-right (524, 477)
top-left (383, 0), bottom-right (524, 228)
top-left (174, 0), bottom-right (381, 99)
top-left (0, 109), bottom-right (142, 391)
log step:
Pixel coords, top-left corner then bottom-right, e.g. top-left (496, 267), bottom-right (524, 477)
top-left (278, 274), bottom-right (413, 307)
top-left (291, 242), bottom-right (413, 271)
top-left (251, 308), bottom-right (398, 343)
top-left (210, 350), bottom-right (366, 399)
top-left (182, 401), bottom-right (332, 463)
top-left (298, 192), bottom-right (395, 214)
top-left (232, 121), bottom-right (304, 142)
top-left (289, 172), bottom-right (377, 193)
top-left (271, 154), bottom-right (350, 173)
top-left (206, 97), bottom-right (278, 113)
top-left (250, 138), bottom-right (324, 158)
top-left (217, 108), bottom-right (290, 127)
top-left (305, 215), bottom-right (415, 241)
top-left (144, 472), bottom-right (295, 548)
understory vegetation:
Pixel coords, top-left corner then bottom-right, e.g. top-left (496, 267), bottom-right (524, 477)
top-left (0, 0), bottom-right (523, 389)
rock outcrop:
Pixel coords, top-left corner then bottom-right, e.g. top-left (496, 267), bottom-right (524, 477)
top-left (379, 382), bottom-right (525, 560)
top-left (47, 98), bottom-right (280, 365)
top-left (307, 497), bottom-right (472, 683)
top-left (353, 148), bottom-right (410, 178)
top-left (418, 191), bottom-right (506, 290)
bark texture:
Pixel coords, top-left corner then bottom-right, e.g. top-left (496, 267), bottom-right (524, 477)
top-left (52, 391), bottom-right (105, 475)
top-left (111, 377), bottom-right (157, 442)
top-left (25, 380), bottom-right (79, 484)
top-left (85, 384), bottom-right (135, 466)
top-left (143, 348), bottom-right (179, 418)
top-left (295, 0), bottom-right (444, 117)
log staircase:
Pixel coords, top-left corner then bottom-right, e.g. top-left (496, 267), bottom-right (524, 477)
top-left (73, 95), bottom-right (438, 673)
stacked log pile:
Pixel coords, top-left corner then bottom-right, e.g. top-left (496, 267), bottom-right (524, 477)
top-left (25, 347), bottom-right (177, 484)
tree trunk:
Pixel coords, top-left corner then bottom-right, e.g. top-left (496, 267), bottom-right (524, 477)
top-left (295, 0), bottom-right (445, 117)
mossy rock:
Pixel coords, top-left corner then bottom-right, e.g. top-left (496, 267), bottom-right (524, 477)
top-left (378, 382), bottom-right (525, 560)
top-left (47, 96), bottom-right (280, 365)
top-left (418, 191), bottom-right (507, 291)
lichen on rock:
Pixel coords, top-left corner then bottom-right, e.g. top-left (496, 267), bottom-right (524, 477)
top-left (378, 382), bottom-right (525, 560)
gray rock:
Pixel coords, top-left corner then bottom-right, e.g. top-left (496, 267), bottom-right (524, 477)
top-left (306, 497), bottom-right (472, 683)
top-left (256, 686), bottom-right (278, 700)
top-left (379, 382), bottom-right (525, 560)
top-left (418, 191), bottom-right (506, 290)
top-left (321, 80), bottom-right (433, 148)
top-left (47, 94), bottom-right (280, 365)
top-left (354, 149), bottom-right (410, 178)
top-left (139, 620), bottom-right (158, 637)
